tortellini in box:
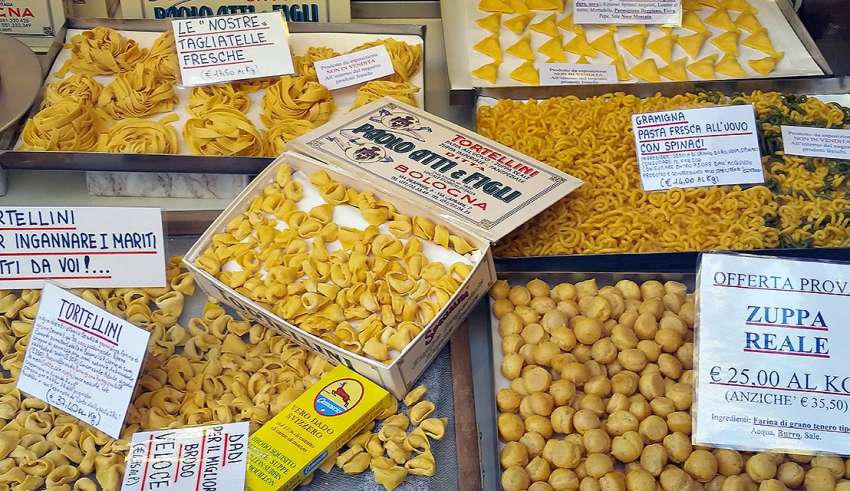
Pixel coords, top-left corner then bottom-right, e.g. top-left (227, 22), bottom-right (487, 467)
top-left (184, 99), bottom-right (581, 398)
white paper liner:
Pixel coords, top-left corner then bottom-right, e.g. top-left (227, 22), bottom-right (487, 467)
top-left (450, 0), bottom-right (823, 88)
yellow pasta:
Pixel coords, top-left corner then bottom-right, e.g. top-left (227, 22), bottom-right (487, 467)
top-left (293, 46), bottom-right (340, 80)
top-left (261, 75), bottom-right (334, 127)
top-left (19, 100), bottom-right (100, 151)
top-left (142, 30), bottom-right (179, 84)
top-left (351, 81), bottom-right (420, 110)
top-left (57, 27), bottom-right (148, 76)
top-left (97, 64), bottom-right (177, 119)
top-left (479, 92), bottom-right (850, 255)
top-left (350, 38), bottom-right (422, 83)
top-left (265, 118), bottom-right (315, 156)
top-left (41, 74), bottom-right (102, 108)
top-left (188, 84), bottom-right (250, 116)
top-left (183, 105), bottom-right (266, 156)
top-left (96, 114), bottom-right (179, 154)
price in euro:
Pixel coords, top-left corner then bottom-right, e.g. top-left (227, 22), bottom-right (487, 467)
top-left (800, 396), bottom-right (849, 413)
top-left (659, 174), bottom-right (719, 189)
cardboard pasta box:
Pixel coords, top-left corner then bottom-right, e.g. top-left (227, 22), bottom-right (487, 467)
top-left (184, 98), bottom-right (582, 397)
top-left (0, 0), bottom-right (69, 52)
top-left (116, 0), bottom-right (350, 21)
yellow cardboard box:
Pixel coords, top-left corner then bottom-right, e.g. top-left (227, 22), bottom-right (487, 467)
top-left (246, 365), bottom-right (392, 491)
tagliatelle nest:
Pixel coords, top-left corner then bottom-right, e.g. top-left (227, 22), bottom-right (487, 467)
top-left (97, 65), bottom-right (177, 120)
top-left (261, 75), bottom-right (335, 127)
top-left (19, 100), bottom-right (100, 151)
top-left (57, 26), bottom-right (148, 77)
top-left (41, 74), bottom-right (103, 109)
top-left (96, 114), bottom-right (179, 154)
top-left (183, 105), bottom-right (266, 157)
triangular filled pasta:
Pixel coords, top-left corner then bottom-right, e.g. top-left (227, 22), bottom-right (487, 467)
top-left (565, 32), bottom-right (597, 57)
top-left (611, 56), bottom-right (630, 80)
top-left (632, 25), bottom-right (649, 36)
top-left (705, 9), bottom-right (737, 30)
top-left (526, 0), bottom-right (563, 10)
top-left (748, 54), bottom-right (782, 75)
top-left (507, 0), bottom-right (530, 13)
top-left (724, 0), bottom-right (756, 13)
top-left (504, 13), bottom-right (534, 34)
top-left (530, 14), bottom-right (560, 36)
top-left (475, 13), bottom-right (502, 34)
top-left (734, 12), bottom-right (764, 33)
top-left (629, 58), bottom-right (661, 82)
top-left (648, 34), bottom-right (678, 63)
top-left (479, 0), bottom-right (513, 13)
top-left (711, 30), bottom-right (740, 56)
top-left (687, 53), bottom-right (718, 79)
top-left (557, 14), bottom-right (582, 33)
top-left (590, 31), bottom-right (619, 58)
top-left (506, 35), bottom-right (535, 61)
top-left (473, 35), bottom-right (502, 62)
top-left (742, 30), bottom-right (778, 56)
top-left (471, 62), bottom-right (500, 82)
top-left (715, 53), bottom-right (746, 77)
top-left (538, 36), bottom-right (567, 62)
top-left (682, 11), bottom-right (710, 33)
top-left (677, 32), bottom-right (709, 59)
top-left (619, 33), bottom-right (648, 58)
top-left (659, 57), bottom-right (688, 81)
top-left (576, 55), bottom-right (590, 64)
top-left (510, 61), bottom-right (539, 85)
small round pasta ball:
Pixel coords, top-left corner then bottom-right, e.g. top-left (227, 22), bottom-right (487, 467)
top-left (611, 371), bottom-right (639, 396)
top-left (812, 456), bottom-right (846, 479)
top-left (636, 339), bottom-right (661, 362)
top-left (558, 301), bottom-right (580, 319)
top-left (585, 453), bottom-right (615, 479)
top-left (501, 353), bottom-right (524, 380)
top-left (527, 455), bottom-right (552, 482)
top-left (628, 396), bottom-right (651, 421)
top-left (666, 411), bottom-right (691, 434)
top-left (662, 431), bottom-right (692, 464)
top-left (498, 413), bottom-right (525, 442)
top-left (706, 475), bottom-right (726, 491)
top-left (520, 431), bottom-right (546, 458)
top-left (581, 296), bottom-right (612, 322)
top-left (521, 323), bottom-right (546, 344)
top-left (657, 353), bottom-right (683, 380)
top-left (758, 479), bottom-right (788, 491)
top-left (501, 441), bottom-right (530, 468)
top-left (584, 375), bottom-right (612, 398)
top-left (527, 279), bottom-right (550, 298)
top-left (721, 474), bottom-right (755, 491)
top-left (550, 326), bottom-right (578, 352)
top-left (633, 313), bottom-right (658, 340)
top-left (515, 305), bottom-right (541, 325)
top-left (529, 482), bottom-right (554, 491)
top-left (502, 465), bottom-right (531, 491)
top-left (496, 388), bottom-right (522, 412)
top-left (541, 309), bottom-right (568, 332)
top-left (638, 371), bottom-right (665, 400)
top-left (638, 297), bottom-right (665, 320)
top-left (665, 382), bottom-right (693, 411)
top-left (491, 280), bottom-right (510, 299)
top-left (611, 324), bottom-right (638, 350)
top-left (776, 461), bottom-right (804, 488)
top-left (649, 397), bottom-right (676, 417)
top-left (560, 362), bottom-right (590, 386)
top-left (805, 466), bottom-right (836, 491)
top-left (626, 468), bottom-right (657, 491)
top-left (606, 393), bottom-right (630, 414)
top-left (499, 313), bottom-right (524, 337)
top-left (662, 292), bottom-right (684, 314)
top-left (638, 415), bottom-right (668, 443)
top-left (599, 471), bottom-right (626, 491)
top-left (543, 439), bottom-right (581, 470)
top-left (573, 409), bottom-right (601, 434)
top-left (552, 283), bottom-right (578, 302)
top-left (640, 280), bottom-right (665, 299)
top-left (524, 366), bottom-right (552, 393)
top-left (611, 431), bottom-right (644, 463)
top-left (605, 410), bottom-right (639, 436)
top-left (534, 342), bottom-right (561, 367)
top-left (618, 349), bottom-right (648, 372)
top-left (676, 342), bottom-right (695, 369)
top-left (531, 296), bottom-right (557, 315)
top-left (660, 466), bottom-right (694, 491)
top-left (528, 393), bottom-right (555, 418)
top-left (685, 449), bottom-right (719, 482)
top-left (715, 449), bottom-right (744, 477)
top-left (640, 444), bottom-right (668, 476)
top-left (509, 286), bottom-right (532, 306)
top-left (502, 334), bottom-right (524, 355)
top-left (573, 316), bottom-right (604, 345)
top-left (493, 298), bottom-right (515, 318)
top-left (655, 328), bottom-right (684, 353)
top-left (583, 428), bottom-right (612, 454)
top-left (659, 314), bottom-right (686, 335)
top-left (747, 453), bottom-right (778, 483)
top-left (578, 393), bottom-right (606, 415)
top-left (591, 338), bottom-right (618, 364)
top-left (549, 468), bottom-right (580, 490)
top-left (615, 280), bottom-right (641, 300)
top-left (575, 279), bottom-right (598, 298)
top-left (619, 310), bottom-right (639, 330)
top-left (549, 379), bottom-right (576, 406)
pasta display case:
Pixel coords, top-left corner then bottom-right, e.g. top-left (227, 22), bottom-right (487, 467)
top-left (442, 0), bottom-right (832, 104)
top-left (0, 18), bottom-right (426, 198)
top-left (470, 76), bottom-right (850, 262)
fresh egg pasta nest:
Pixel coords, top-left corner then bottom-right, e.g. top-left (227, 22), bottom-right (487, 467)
top-left (97, 65), bottom-right (177, 119)
top-left (195, 164), bottom-right (477, 363)
top-left (294, 46), bottom-right (341, 80)
top-left (183, 105), bottom-right (266, 156)
top-left (57, 26), bottom-right (148, 77)
top-left (261, 75), bottom-right (335, 127)
top-left (19, 100), bottom-right (100, 151)
top-left (351, 81), bottom-right (420, 110)
top-left (142, 31), bottom-right (179, 84)
top-left (41, 74), bottom-right (103, 108)
top-left (96, 114), bottom-right (179, 154)
top-left (265, 118), bottom-right (315, 156)
top-left (478, 91), bottom-right (850, 255)
top-left (188, 84), bottom-right (251, 116)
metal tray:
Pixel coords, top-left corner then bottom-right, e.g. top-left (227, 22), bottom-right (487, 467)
top-left (0, 18), bottom-right (426, 174)
top-left (444, 0), bottom-right (832, 105)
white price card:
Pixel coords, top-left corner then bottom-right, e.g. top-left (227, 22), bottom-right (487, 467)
top-left (695, 253), bottom-right (850, 455)
top-left (632, 105), bottom-right (764, 192)
top-left (0, 206), bottom-right (165, 289)
top-left (539, 63), bottom-right (617, 86)
top-left (781, 125), bottom-right (850, 160)
top-left (574, 0), bottom-right (682, 25)
top-left (121, 422), bottom-right (250, 491)
top-left (314, 45), bottom-right (395, 90)
top-left (16, 283), bottom-right (150, 438)
top-left (173, 12), bottom-right (294, 86)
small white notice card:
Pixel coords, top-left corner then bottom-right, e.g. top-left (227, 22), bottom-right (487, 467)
top-left (695, 253), bottom-right (850, 455)
top-left (540, 63), bottom-right (617, 86)
top-left (17, 283), bottom-right (150, 438)
top-left (632, 105), bottom-right (764, 192)
top-left (574, 0), bottom-right (682, 25)
top-left (173, 12), bottom-right (294, 86)
top-left (121, 422), bottom-right (250, 491)
top-left (314, 45), bottom-right (395, 90)
top-left (781, 125), bottom-right (850, 160)
top-left (0, 206), bottom-right (165, 289)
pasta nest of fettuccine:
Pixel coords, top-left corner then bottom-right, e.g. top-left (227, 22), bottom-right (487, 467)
top-left (183, 105), bottom-right (266, 157)
top-left (20, 99), bottom-right (100, 151)
top-left (57, 26), bottom-right (148, 77)
top-left (351, 80), bottom-right (419, 110)
top-left (261, 75), bottom-right (334, 127)
top-left (97, 114), bottom-right (180, 154)
top-left (97, 64), bottom-right (177, 119)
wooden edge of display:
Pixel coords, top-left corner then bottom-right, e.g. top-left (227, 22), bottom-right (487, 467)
top-left (450, 326), bottom-right (483, 491)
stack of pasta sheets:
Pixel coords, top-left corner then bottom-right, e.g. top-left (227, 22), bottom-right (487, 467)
top-left (15, 26), bottom-right (425, 157)
top-left (457, 0), bottom-right (823, 86)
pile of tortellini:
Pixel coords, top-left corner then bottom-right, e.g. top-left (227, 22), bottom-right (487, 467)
top-left (472, 0), bottom-right (786, 85)
top-left (195, 163), bottom-right (478, 364)
top-left (491, 277), bottom-right (850, 491)
top-left (19, 27), bottom-right (423, 157)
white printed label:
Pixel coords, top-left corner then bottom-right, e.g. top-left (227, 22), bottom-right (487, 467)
top-left (0, 206), bottom-right (165, 289)
top-left (16, 284), bottom-right (150, 438)
top-left (173, 12), bottom-right (294, 86)
top-left (315, 45), bottom-right (395, 90)
top-left (574, 0), bottom-right (682, 25)
top-left (632, 105), bottom-right (764, 192)
top-left (0, 0), bottom-right (58, 36)
top-left (539, 63), bottom-right (617, 86)
top-left (781, 125), bottom-right (850, 160)
top-left (695, 253), bottom-right (850, 454)
top-left (121, 422), bottom-right (250, 491)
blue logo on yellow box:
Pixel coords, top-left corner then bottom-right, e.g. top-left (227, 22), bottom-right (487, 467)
top-left (314, 378), bottom-right (365, 417)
